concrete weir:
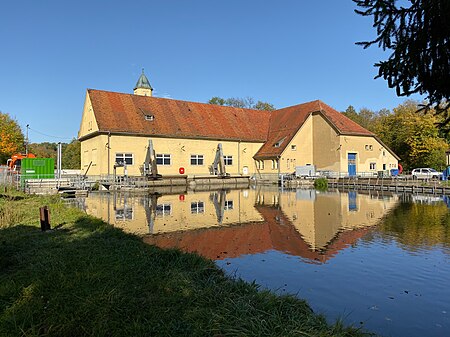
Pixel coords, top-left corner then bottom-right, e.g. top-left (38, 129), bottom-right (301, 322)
top-left (104, 175), bottom-right (251, 191)
top-left (20, 175), bottom-right (251, 195)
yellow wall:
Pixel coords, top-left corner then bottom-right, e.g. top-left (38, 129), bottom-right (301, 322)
top-left (133, 88), bottom-right (152, 96)
top-left (256, 189), bottom-right (399, 250)
top-left (256, 158), bottom-right (279, 176)
top-left (80, 134), bottom-right (264, 176)
top-left (312, 113), bottom-right (341, 171)
top-left (280, 115), bottom-right (313, 172)
top-left (83, 189), bottom-right (263, 235)
top-left (338, 135), bottom-right (398, 174)
top-left (81, 136), bottom-right (103, 174)
top-left (275, 113), bottom-right (398, 175)
top-left (78, 93), bottom-right (98, 140)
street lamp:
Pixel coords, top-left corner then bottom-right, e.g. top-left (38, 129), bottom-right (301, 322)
top-left (25, 124), bottom-right (29, 155)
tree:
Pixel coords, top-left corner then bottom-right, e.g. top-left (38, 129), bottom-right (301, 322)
top-left (379, 202), bottom-right (450, 248)
top-left (208, 97), bottom-right (226, 106)
top-left (342, 105), bottom-right (380, 131)
top-left (62, 139), bottom-right (81, 169)
top-left (0, 112), bottom-right (24, 164)
top-left (208, 97), bottom-right (275, 111)
top-left (253, 101), bottom-right (276, 112)
top-left (29, 142), bottom-right (58, 158)
top-left (353, 0), bottom-right (450, 121)
top-left (224, 97), bottom-right (252, 109)
top-left (28, 140), bottom-right (80, 169)
top-left (375, 101), bottom-right (448, 170)
top-left (342, 105), bottom-right (358, 118)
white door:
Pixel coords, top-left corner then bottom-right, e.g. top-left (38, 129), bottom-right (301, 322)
top-left (243, 166), bottom-right (249, 175)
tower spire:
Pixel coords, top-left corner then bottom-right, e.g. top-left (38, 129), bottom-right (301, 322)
top-left (134, 69), bottom-right (153, 96)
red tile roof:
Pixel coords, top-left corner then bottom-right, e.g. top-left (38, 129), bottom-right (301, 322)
top-left (254, 100), bottom-right (374, 159)
top-left (84, 91), bottom-right (389, 159)
top-left (85, 89), bottom-right (271, 142)
top-left (143, 204), bottom-right (373, 263)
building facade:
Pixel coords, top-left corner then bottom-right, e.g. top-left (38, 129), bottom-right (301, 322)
top-left (78, 72), bottom-right (399, 178)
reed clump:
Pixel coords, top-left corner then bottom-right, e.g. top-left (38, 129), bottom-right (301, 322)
top-left (314, 177), bottom-right (329, 190)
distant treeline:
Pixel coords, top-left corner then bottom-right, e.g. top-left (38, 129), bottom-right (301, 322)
top-left (342, 100), bottom-right (448, 171)
top-left (28, 139), bottom-right (81, 169)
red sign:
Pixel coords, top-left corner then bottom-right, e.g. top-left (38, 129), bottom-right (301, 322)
top-left (179, 167), bottom-right (185, 174)
top-left (179, 195), bottom-right (185, 201)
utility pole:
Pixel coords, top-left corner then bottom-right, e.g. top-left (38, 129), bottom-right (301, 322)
top-left (25, 124), bottom-right (29, 155)
top-left (57, 142), bottom-right (62, 181)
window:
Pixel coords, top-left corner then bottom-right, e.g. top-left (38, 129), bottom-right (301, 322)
top-left (365, 145), bottom-right (373, 151)
top-left (115, 153), bottom-right (133, 165)
top-left (259, 160), bottom-right (264, 170)
top-left (272, 159), bottom-right (278, 170)
top-left (156, 154), bottom-right (171, 165)
top-left (144, 114), bottom-right (154, 121)
top-left (191, 201), bottom-right (204, 214)
top-left (273, 137), bottom-right (286, 148)
top-left (190, 154), bottom-right (204, 165)
top-left (224, 155), bottom-right (233, 166)
top-left (369, 163), bottom-right (376, 170)
top-left (115, 207), bottom-right (133, 220)
top-left (291, 144), bottom-right (297, 151)
top-left (91, 148), bottom-right (97, 166)
top-left (224, 200), bottom-right (233, 210)
top-left (83, 150), bottom-right (89, 167)
top-left (366, 211), bottom-right (375, 219)
top-left (156, 204), bottom-right (171, 216)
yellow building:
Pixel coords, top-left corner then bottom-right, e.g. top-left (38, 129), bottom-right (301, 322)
top-left (82, 188), bottom-right (399, 262)
top-left (78, 71), bottom-right (399, 178)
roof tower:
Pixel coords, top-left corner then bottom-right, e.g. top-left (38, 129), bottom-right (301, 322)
top-left (133, 69), bottom-right (153, 96)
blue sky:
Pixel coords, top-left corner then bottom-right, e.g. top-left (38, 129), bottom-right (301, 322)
top-left (0, 0), bottom-right (422, 143)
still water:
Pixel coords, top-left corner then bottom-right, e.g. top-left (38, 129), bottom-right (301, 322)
top-left (77, 187), bottom-right (450, 337)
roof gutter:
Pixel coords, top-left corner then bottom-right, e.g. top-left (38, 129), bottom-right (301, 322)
top-left (79, 130), bottom-right (267, 143)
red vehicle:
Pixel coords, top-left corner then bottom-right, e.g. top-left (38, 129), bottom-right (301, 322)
top-left (6, 153), bottom-right (36, 173)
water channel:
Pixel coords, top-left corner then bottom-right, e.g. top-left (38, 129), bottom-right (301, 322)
top-left (73, 187), bottom-right (450, 337)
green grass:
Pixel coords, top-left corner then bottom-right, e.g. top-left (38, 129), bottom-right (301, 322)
top-left (0, 190), bottom-right (372, 337)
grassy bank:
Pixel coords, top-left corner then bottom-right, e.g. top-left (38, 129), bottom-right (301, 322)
top-left (0, 191), bottom-right (371, 336)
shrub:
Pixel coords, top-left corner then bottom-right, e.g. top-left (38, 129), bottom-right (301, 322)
top-left (91, 181), bottom-right (100, 191)
top-left (314, 177), bottom-right (328, 190)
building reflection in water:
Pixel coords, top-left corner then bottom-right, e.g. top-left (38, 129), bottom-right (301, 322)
top-left (82, 188), bottom-right (399, 263)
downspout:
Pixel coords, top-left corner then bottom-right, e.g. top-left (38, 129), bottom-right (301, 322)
top-left (107, 131), bottom-right (111, 179)
top-left (255, 159), bottom-right (262, 179)
top-left (277, 156), bottom-right (281, 177)
top-left (238, 140), bottom-right (241, 176)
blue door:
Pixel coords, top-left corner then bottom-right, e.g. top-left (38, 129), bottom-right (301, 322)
top-left (348, 153), bottom-right (356, 177)
top-left (348, 191), bottom-right (357, 211)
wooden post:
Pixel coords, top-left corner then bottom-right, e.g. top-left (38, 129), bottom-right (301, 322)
top-left (40, 206), bottom-right (51, 231)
